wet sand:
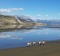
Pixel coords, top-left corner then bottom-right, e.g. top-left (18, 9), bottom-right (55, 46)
top-left (0, 40), bottom-right (60, 56)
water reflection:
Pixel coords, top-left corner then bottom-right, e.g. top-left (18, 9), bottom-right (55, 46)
top-left (0, 33), bottom-right (23, 40)
top-left (0, 25), bottom-right (60, 32)
top-left (0, 26), bottom-right (60, 49)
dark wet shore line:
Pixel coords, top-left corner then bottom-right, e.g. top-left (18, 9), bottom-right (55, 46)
top-left (0, 40), bottom-right (60, 56)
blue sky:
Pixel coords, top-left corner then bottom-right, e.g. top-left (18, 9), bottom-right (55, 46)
top-left (0, 0), bottom-right (60, 20)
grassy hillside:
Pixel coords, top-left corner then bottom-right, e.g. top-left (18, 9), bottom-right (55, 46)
top-left (0, 15), bottom-right (19, 25)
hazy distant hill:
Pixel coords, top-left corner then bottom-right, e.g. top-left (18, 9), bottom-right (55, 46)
top-left (36, 19), bottom-right (60, 27)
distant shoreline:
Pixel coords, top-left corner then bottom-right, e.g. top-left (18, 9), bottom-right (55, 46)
top-left (0, 27), bottom-right (60, 32)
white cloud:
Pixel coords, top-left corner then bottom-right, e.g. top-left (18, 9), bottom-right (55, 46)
top-left (37, 32), bottom-right (41, 34)
top-left (20, 14), bottom-right (48, 20)
top-left (20, 14), bottom-right (33, 19)
top-left (9, 8), bottom-right (24, 11)
top-left (23, 15), bottom-right (33, 17)
top-left (58, 13), bottom-right (60, 15)
top-left (45, 15), bottom-right (48, 17)
top-left (37, 14), bottom-right (48, 17)
top-left (37, 14), bottom-right (42, 17)
top-left (23, 14), bottom-right (43, 20)
top-left (0, 8), bottom-right (24, 13)
top-left (36, 14), bottom-right (49, 20)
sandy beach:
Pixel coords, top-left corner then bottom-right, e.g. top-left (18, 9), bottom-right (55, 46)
top-left (0, 40), bottom-right (60, 56)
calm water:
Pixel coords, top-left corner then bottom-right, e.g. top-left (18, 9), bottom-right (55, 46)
top-left (0, 27), bottom-right (60, 49)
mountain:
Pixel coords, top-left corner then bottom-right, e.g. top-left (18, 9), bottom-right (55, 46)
top-left (36, 19), bottom-right (60, 27)
top-left (0, 14), bottom-right (38, 27)
top-left (0, 14), bottom-right (45, 29)
top-left (0, 14), bottom-right (36, 29)
top-left (0, 14), bottom-right (34, 25)
top-left (16, 15), bottom-right (34, 22)
top-left (0, 14), bottom-right (19, 25)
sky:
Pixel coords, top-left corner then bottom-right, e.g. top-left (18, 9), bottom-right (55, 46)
top-left (0, 0), bottom-right (60, 20)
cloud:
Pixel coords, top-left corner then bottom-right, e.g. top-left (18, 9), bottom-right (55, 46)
top-left (23, 14), bottom-right (43, 20)
top-left (36, 14), bottom-right (49, 20)
top-left (20, 14), bottom-right (33, 19)
top-left (9, 8), bottom-right (24, 11)
top-left (37, 14), bottom-right (48, 18)
top-left (58, 13), bottom-right (60, 15)
top-left (23, 15), bottom-right (32, 18)
top-left (37, 14), bottom-right (42, 17)
top-left (0, 8), bottom-right (24, 13)
top-left (45, 15), bottom-right (48, 17)
top-left (20, 14), bottom-right (48, 20)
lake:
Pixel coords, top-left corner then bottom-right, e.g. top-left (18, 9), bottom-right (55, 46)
top-left (0, 27), bottom-right (60, 49)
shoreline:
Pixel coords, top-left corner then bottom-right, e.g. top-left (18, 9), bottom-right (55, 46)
top-left (0, 40), bottom-right (60, 50)
top-left (0, 40), bottom-right (60, 56)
